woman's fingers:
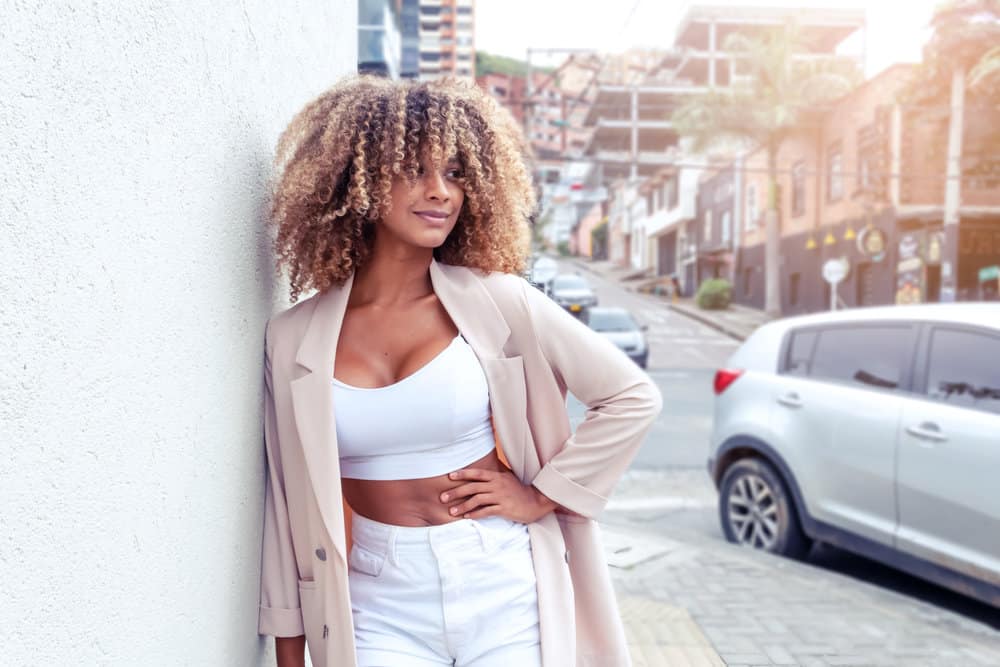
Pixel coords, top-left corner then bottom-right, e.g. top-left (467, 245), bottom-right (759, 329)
top-left (449, 493), bottom-right (496, 516)
top-left (439, 481), bottom-right (491, 503)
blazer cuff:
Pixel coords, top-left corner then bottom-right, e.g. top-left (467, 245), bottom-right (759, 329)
top-left (258, 604), bottom-right (305, 637)
top-left (531, 462), bottom-right (608, 519)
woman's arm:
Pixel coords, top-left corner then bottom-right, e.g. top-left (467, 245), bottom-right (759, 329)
top-left (275, 635), bottom-right (306, 667)
top-left (521, 278), bottom-right (663, 519)
top-left (258, 320), bottom-right (307, 641)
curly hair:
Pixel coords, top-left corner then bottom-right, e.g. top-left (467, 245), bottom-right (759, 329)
top-left (269, 75), bottom-right (535, 303)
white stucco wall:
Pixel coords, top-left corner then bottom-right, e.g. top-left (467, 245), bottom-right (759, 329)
top-left (0, 3), bottom-right (355, 665)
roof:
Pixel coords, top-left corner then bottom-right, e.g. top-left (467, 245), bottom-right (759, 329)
top-left (759, 303), bottom-right (1000, 335)
top-left (674, 5), bottom-right (866, 51)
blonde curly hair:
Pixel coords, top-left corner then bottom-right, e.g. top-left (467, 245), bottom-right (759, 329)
top-left (269, 75), bottom-right (535, 303)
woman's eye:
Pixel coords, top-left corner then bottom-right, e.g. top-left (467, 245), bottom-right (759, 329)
top-left (446, 169), bottom-right (463, 179)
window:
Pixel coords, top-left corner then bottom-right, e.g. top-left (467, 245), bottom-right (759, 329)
top-left (792, 161), bottom-right (805, 216)
top-left (721, 210), bottom-right (731, 245)
top-left (783, 329), bottom-right (817, 376)
top-left (703, 209), bottom-right (713, 244)
top-left (457, 6), bottom-right (472, 14)
top-left (827, 142), bottom-right (843, 202)
top-left (420, 5), bottom-right (442, 15)
top-left (667, 176), bottom-right (679, 209)
top-left (746, 182), bottom-right (758, 230)
top-left (925, 328), bottom-right (1000, 414)
top-left (808, 325), bottom-right (914, 390)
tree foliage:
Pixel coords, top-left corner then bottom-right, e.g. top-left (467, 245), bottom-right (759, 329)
top-left (476, 51), bottom-right (554, 78)
top-left (670, 25), bottom-right (862, 315)
top-left (903, 0), bottom-right (1000, 104)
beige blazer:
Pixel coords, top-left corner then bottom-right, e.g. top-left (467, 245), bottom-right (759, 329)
top-left (257, 259), bottom-right (663, 667)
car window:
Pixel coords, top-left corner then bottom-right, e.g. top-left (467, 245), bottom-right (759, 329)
top-left (783, 329), bottom-right (817, 376)
top-left (925, 328), bottom-right (1000, 415)
top-left (808, 325), bottom-right (913, 391)
top-left (552, 275), bottom-right (588, 290)
top-left (587, 311), bottom-right (635, 332)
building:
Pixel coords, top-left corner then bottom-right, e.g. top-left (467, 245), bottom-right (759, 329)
top-left (359, 0), bottom-right (402, 77)
top-left (400, 0), bottom-right (475, 81)
top-left (584, 5), bottom-right (868, 279)
top-left (730, 63), bottom-right (1000, 312)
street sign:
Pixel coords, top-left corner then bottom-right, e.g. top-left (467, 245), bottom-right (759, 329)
top-left (822, 258), bottom-right (848, 284)
top-left (531, 257), bottom-right (558, 285)
top-left (822, 258), bottom-right (849, 312)
top-left (979, 265), bottom-right (1000, 283)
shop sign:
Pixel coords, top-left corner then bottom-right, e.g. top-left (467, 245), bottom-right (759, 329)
top-left (896, 233), bottom-right (924, 305)
top-left (856, 226), bottom-right (887, 262)
top-left (980, 265), bottom-right (1000, 283)
top-left (926, 231), bottom-right (944, 266)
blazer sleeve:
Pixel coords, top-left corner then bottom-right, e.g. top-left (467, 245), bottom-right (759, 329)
top-left (522, 280), bottom-right (663, 519)
top-left (257, 319), bottom-right (305, 637)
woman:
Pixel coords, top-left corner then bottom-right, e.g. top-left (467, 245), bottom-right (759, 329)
top-left (257, 76), bottom-right (662, 667)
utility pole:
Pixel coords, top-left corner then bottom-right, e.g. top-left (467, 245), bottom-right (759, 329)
top-left (940, 66), bottom-right (965, 302)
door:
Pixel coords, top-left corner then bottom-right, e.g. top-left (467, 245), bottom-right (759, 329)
top-left (772, 323), bottom-right (917, 545)
top-left (895, 325), bottom-right (1000, 585)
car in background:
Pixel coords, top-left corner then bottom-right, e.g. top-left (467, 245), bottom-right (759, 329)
top-left (708, 303), bottom-right (1000, 607)
top-left (550, 273), bottom-right (597, 315)
top-left (582, 307), bottom-right (649, 368)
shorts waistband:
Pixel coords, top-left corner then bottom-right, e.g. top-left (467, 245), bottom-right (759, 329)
top-left (351, 511), bottom-right (522, 558)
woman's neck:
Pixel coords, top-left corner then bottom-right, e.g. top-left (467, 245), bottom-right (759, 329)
top-left (350, 239), bottom-right (435, 307)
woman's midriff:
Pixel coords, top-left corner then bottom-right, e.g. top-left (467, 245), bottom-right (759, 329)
top-left (341, 449), bottom-right (504, 526)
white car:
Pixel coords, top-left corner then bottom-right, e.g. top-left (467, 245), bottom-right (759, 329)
top-left (708, 303), bottom-right (1000, 607)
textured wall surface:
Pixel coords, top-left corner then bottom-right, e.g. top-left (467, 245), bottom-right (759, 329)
top-left (0, 3), bottom-right (355, 664)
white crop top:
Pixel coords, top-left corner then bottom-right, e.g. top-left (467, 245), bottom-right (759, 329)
top-left (331, 335), bottom-right (497, 480)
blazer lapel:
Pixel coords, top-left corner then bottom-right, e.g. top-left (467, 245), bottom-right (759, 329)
top-left (430, 261), bottom-right (530, 480)
top-left (289, 272), bottom-right (355, 564)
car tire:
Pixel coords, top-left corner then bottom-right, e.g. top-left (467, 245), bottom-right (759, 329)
top-left (719, 457), bottom-right (811, 559)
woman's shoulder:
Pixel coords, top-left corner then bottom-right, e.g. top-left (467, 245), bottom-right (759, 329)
top-left (263, 289), bottom-right (327, 349)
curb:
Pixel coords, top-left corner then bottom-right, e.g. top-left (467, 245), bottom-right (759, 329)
top-left (666, 303), bottom-right (749, 342)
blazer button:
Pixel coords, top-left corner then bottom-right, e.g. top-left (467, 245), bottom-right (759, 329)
top-left (564, 550), bottom-right (570, 564)
top-left (315, 547), bottom-right (326, 561)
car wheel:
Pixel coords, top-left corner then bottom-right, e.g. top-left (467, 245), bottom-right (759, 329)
top-left (719, 457), bottom-right (811, 559)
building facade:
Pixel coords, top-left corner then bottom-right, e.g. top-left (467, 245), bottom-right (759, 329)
top-left (401, 0), bottom-right (475, 81)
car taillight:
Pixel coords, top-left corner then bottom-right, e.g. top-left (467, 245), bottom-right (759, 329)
top-left (713, 368), bottom-right (744, 395)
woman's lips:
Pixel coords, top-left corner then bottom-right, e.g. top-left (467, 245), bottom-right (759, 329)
top-left (414, 211), bottom-right (450, 225)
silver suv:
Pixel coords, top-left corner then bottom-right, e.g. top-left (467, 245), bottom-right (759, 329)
top-left (708, 303), bottom-right (1000, 607)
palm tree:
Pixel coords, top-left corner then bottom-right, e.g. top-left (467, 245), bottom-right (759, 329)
top-left (902, 0), bottom-right (1000, 300)
top-left (672, 27), bottom-right (860, 316)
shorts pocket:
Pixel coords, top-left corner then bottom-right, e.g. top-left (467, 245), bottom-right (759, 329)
top-left (348, 544), bottom-right (386, 578)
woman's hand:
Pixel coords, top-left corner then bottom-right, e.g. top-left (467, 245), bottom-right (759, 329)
top-left (440, 468), bottom-right (558, 523)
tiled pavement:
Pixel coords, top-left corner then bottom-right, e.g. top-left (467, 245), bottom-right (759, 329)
top-left (605, 470), bottom-right (1000, 667)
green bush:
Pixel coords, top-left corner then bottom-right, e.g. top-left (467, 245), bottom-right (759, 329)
top-left (696, 278), bottom-right (732, 310)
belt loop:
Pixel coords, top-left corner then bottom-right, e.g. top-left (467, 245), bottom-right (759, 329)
top-left (388, 526), bottom-right (400, 567)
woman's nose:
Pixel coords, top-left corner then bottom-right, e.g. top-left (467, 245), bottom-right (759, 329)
top-left (423, 170), bottom-right (449, 200)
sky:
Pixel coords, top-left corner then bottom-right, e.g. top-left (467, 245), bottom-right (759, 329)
top-left (475, 0), bottom-right (941, 78)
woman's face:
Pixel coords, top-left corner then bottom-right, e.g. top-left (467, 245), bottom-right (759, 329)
top-left (379, 155), bottom-right (465, 250)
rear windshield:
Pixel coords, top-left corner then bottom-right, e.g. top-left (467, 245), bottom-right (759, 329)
top-left (553, 275), bottom-right (588, 290)
top-left (587, 311), bottom-right (635, 332)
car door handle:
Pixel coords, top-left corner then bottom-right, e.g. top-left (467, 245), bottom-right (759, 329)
top-left (776, 392), bottom-right (803, 408)
top-left (905, 422), bottom-right (948, 443)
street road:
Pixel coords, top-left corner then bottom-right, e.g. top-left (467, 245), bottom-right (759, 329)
top-left (554, 258), bottom-right (1000, 666)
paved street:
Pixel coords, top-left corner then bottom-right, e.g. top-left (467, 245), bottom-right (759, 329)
top-left (554, 259), bottom-right (1000, 666)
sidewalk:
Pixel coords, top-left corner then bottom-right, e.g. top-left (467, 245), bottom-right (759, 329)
top-left (572, 258), bottom-right (772, 342)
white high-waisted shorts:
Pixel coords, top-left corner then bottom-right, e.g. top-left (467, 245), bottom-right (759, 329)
top-left (348, 511), bottom-right (543, 667)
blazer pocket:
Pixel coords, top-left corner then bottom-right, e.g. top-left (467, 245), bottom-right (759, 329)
top-left (297, 580), bottom-right (324, 660)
